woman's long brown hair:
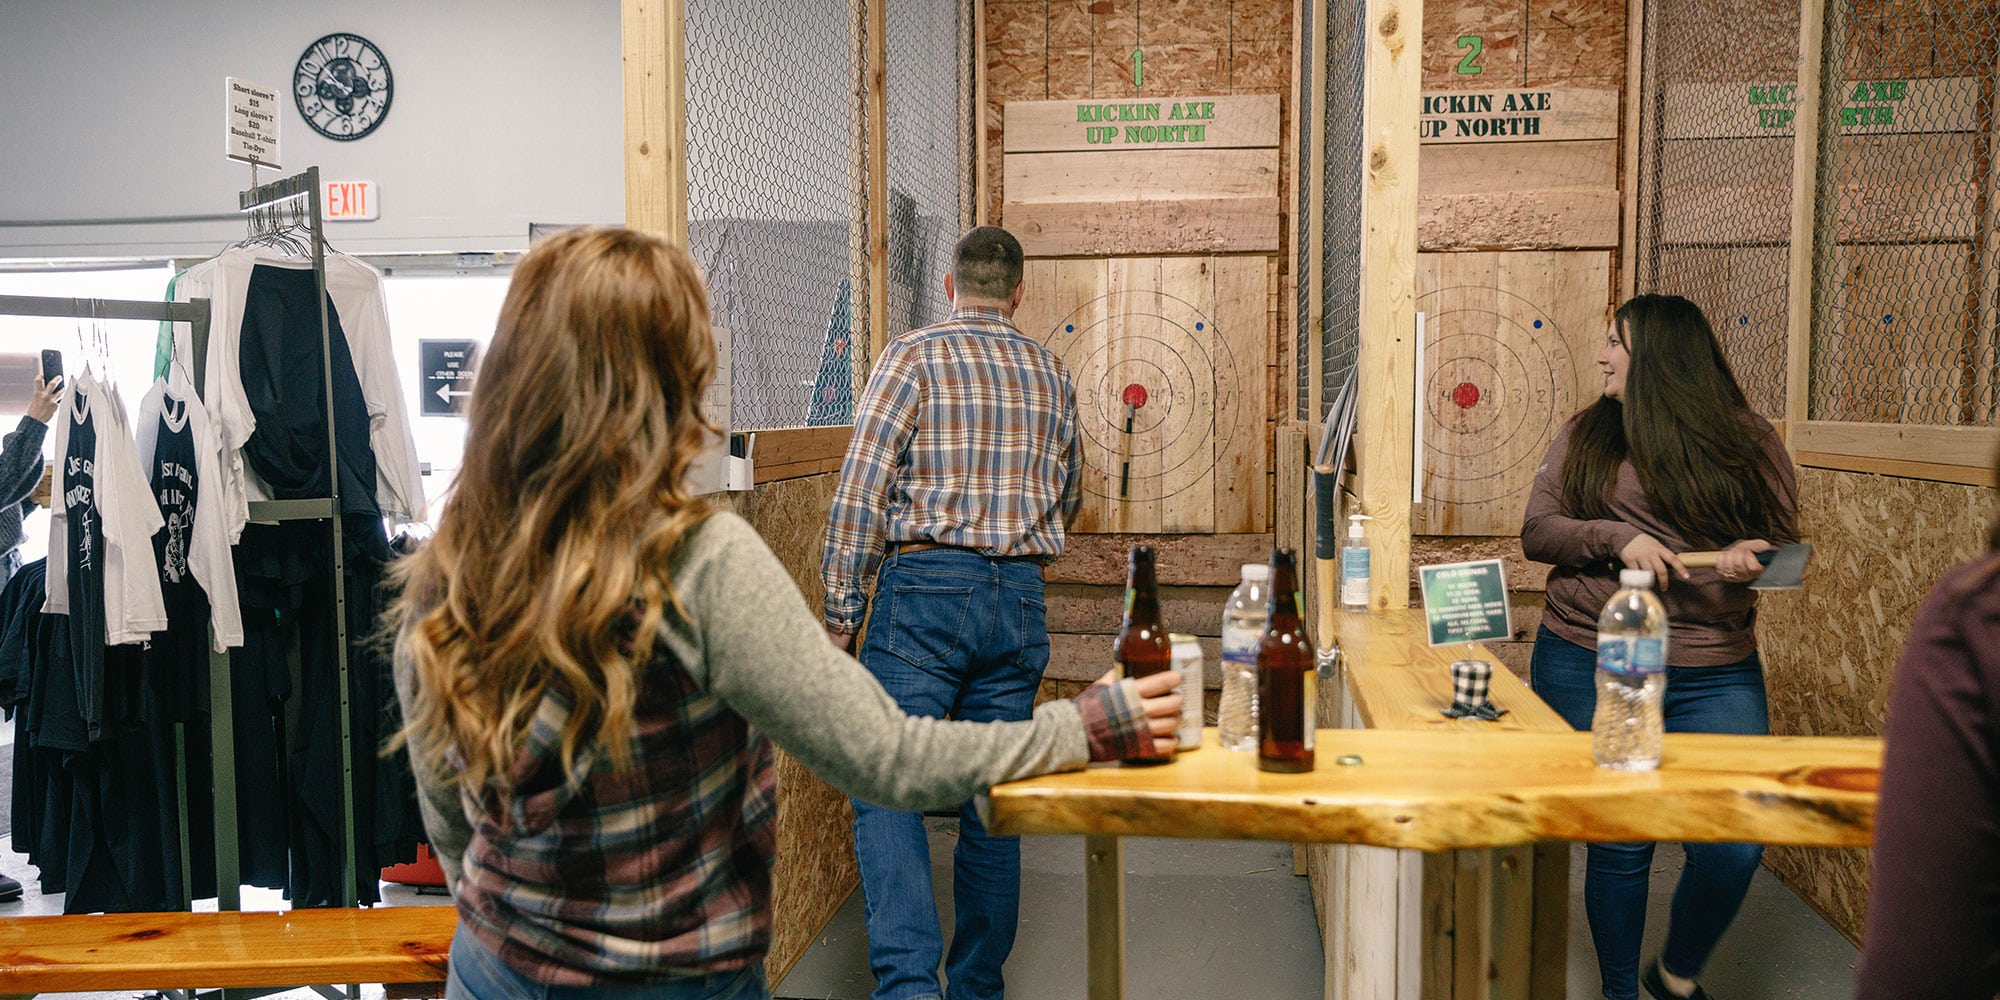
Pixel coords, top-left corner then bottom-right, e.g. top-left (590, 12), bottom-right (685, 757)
top-left (392, 227), bottom-right (718, 797)
top-left (1560, 294), bottom-right (1793, 547)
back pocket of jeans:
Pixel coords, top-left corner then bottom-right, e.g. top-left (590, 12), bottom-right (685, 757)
top-left (886, 584), bottom-right (975, 671)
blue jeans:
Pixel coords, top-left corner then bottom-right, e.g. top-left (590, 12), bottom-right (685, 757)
top-left (445, 929), bottom-right (768, 999)
top-left (1530, 626), bottom-right (1769, 1000)
top-left (851, 547), bottom-right (1050, 1000)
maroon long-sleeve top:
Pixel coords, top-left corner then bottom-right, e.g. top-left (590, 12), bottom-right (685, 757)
top-left (1854, 553), bottom-right (2000, 1000)
top-left (1520, 411), bottom-right (1798, 666)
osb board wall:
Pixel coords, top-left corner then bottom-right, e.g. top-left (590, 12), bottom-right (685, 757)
top-left (720, 474), bottom-right (858, 980)
top-left (1757, 467), bottom-right (1996, 942)
top-left (1418, 0), bottom-right (1626, 250)
top-left (983, 0), bottom-right (1293, 226)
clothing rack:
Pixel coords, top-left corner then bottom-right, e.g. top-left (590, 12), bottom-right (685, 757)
top-left (0, 292), bottom-right (215, 919)
top-left (212, 165), bottom-right (362, 914)
top-left (0, 166), bottom-right (367, 925)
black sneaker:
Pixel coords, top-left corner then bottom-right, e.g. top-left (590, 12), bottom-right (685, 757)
top-left (1641, 958), bottom-right (1712, 1000)
top-left (0, 871), bottom-right (21, 902)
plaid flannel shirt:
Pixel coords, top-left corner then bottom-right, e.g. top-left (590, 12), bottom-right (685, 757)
top-left (454, 651), bottom-right (779, 985)
top-left (822, 305), bottom-right (1083, 632)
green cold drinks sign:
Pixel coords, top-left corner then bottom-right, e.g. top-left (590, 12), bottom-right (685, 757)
top-left (1418, 559), bottom-right (1513, 647)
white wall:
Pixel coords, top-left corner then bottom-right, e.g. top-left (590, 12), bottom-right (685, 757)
top-left (0, 1), bottom-right (622, 258)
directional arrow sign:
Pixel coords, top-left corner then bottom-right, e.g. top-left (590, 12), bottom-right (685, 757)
top-left (420, 339), bottom-right (479, 417)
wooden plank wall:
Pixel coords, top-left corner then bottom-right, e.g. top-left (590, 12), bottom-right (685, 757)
top-left (988, 1), bottom-right (1292, 684)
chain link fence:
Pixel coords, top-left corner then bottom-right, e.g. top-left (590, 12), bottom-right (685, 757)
top-left (1809, 1), bottom-right (1998, 425)
top-left (1633, 0), bottom-right (1800, 421)
top-left (685, 0), bottom-right (859, 431)
top-left (883, 0), bottom-right (971, 345)
top-left (1308, 0), bottom-right (1367, 421)
top-left (1637, 0), bottom-right (1999, 427)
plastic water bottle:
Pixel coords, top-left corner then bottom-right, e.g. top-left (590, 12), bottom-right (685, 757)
top-left (1217, 563), bottom-right (1269, 751)
top-left (1593, 568), bottom-right (1669, 771)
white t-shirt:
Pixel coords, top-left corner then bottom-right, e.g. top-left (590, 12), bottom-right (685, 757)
top-left (136, 376), bottom-right (245, 651)
top-left (44, 370), bottom-right (168, 644)
top-left (171, 247), bottom-right (426, 533)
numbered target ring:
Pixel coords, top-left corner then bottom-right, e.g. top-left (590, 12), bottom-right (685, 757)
top-left (1416, 280), bottom-right (1584, 528)
top-left (1042, 292), bottom-right (1242, 504)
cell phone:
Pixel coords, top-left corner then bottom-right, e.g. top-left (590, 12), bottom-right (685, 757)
top-left (40, 349), bottom-right (61, 382)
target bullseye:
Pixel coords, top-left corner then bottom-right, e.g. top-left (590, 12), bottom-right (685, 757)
top-left (1040, 290), bottom-right (1241, 504)
top-left (1451, 382), bottom-right (1481, 409)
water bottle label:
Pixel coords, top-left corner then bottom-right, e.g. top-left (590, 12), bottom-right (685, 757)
top-left (1221, 625), bottom-right (1260, 664)
top-left (1597, 635), bottom-right (1666, 676)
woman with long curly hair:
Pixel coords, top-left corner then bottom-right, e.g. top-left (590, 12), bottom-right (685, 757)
top-left (392, 227), bottom-right (1180, 999)
top-left (1521, 294), bottom-right (1799, 1000)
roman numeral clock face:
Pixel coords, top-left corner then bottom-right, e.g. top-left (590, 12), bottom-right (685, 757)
top-left (293, 32), bottom-right (392, 141)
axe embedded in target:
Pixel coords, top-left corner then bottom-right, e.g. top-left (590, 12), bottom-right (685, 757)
top-left (1118, 382), bottom-right (1147, 498)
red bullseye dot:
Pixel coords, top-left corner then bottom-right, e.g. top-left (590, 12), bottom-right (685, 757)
top-left (1451, 382), bottom-right (1481, 409)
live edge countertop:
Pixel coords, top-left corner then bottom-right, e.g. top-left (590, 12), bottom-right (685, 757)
top-left (986, 610), bottom-right (1880, 851)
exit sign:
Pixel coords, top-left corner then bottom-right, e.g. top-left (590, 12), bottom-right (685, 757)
top-left (323, 179), bottom-right (379, 221)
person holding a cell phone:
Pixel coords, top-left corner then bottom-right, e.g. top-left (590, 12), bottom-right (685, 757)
top-left (0, 352), bottom-right (62, 903)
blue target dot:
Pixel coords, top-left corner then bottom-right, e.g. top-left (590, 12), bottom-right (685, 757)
top-left (1064, 324), bottom-right (1074, 332)
top-left (1195, 322), bottom-right (1204, 330)
top-left (1533, 320), bottom-right (1543, 329)
top-left (1739, 315), bottom-right (1749, 325)
top-left (1882, 314), bottom-right (1894, 324)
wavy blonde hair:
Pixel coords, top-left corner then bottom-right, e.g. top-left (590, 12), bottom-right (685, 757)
top-left (394, 227), bottom-right (718, 796)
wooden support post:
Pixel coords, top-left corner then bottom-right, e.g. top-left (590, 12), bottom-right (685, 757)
top-left (1528, 841), bottom-right (1572, 999)
top-left (958, 0), bottom-right (975, 232)
top-left (1305, 0), bottom-right (1329, 425)
top-left (1301, 0), bottom-right (1340, 649)
top-left (1356, 0), bottom-right (1419, 609)
top-left (1619, 0), bottom-right (1644, 302)
top-left (849, 0), bottom-right (872, 389)
top-left (974, 0), bottom-right (990, 228)
top-left (621, 0), bottom-right (688, 245)
top-left (866, 0), bottom-right (890, 362)
top-left (1783, 0), bottom-right (1834, 435)
top-left (1972, 49), bottom-right (2000, 424)
top-left (1085, 835), bottom-right (1127, 1000)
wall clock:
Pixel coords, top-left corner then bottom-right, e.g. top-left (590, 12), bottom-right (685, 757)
top-left (293, 32), bottom-right (393, 141)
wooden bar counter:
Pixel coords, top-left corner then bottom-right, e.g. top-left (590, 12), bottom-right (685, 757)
top-left (985, 609), bottom-right (1883, 999)
top-left (987, 728), bottom-right (1881, 850)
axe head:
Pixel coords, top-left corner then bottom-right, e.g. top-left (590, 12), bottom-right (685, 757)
top-left (1749, 543), bottom-right (1814, 590)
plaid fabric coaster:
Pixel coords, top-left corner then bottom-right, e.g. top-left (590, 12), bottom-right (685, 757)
top-left (1440, 659), bottom-right (1509, 721)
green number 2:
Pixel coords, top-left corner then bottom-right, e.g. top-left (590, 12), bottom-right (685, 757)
top-left (1455, 35), bottom-right (1484, 75)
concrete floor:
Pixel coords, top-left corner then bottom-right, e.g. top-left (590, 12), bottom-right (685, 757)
top-left (776, 824), bottom-right (1861, 1000)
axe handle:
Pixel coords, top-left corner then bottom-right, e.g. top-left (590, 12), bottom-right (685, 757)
top-left (1678, 550), bottom-right (1777, 569)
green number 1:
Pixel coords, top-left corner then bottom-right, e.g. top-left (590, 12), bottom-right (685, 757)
top-left (1455, 35), bottom-right (1484, 75)
top-left (1132, 48), bottom-right (1144, 89)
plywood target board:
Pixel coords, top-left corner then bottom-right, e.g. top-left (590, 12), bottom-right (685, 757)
top-left (1415, 251), bottom-right (1611, 535)
top-left (1017, 256), bottom-right (1270, 535)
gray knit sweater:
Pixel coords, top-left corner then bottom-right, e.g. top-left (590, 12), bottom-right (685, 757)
top-left (0, 416), bottom-right (49, 556)
top-left (399, 510), bottom-right (1140, 891)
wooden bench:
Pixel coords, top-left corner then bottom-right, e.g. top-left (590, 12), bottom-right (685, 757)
top-left (0, 905), bottom-right (456, 993)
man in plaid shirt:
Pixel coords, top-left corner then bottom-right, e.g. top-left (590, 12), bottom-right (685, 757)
top-left (822, 226), bottom-right (1082, 1000)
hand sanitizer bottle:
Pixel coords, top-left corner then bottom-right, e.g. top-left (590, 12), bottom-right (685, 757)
top-left (1340, 514), bottom-right (1373, 612)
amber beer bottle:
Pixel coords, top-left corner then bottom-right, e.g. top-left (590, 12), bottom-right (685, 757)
top-left (1112, 545), bottom-right (1174, 764)
top-left (1257, 548), bottom-right (1316, 772)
